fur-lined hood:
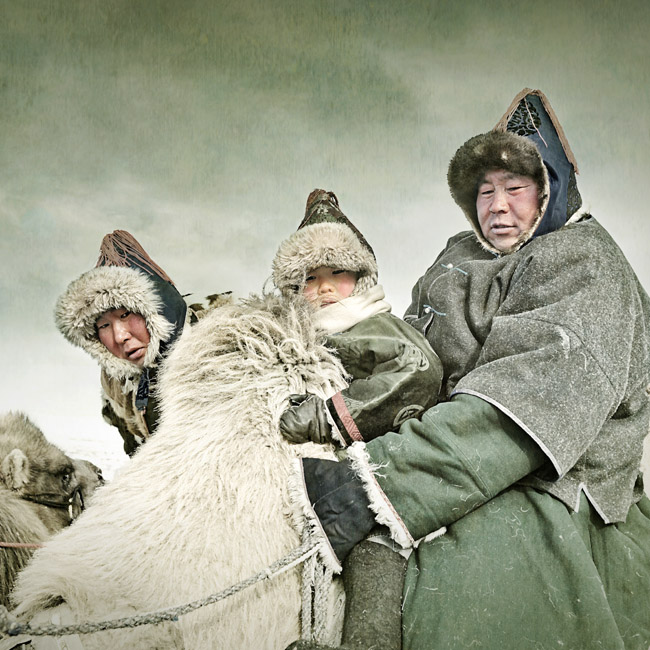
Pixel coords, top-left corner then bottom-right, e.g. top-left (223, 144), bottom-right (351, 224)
top-left (272, 221), bottom-right (378, 297)
top-left (55, 265), bottom-right (182, 384)
top-left (273, 190), bottom-right (378, 297)
top-left (447, 131), bottom-right (550, 255)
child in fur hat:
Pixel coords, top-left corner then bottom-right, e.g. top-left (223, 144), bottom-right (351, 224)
top-left (273, 189), bottom-right (442, 449)
top-left (55, 230), bottom-right (191, 456)
top-left (273, 189), bottom-right (443, 650)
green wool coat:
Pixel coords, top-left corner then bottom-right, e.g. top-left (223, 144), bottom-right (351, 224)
top-left (362, 217), bottom-right (650, 649)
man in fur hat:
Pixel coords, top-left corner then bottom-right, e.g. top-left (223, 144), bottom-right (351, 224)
top-left (274, 189), bottom-right (443, 650)
top-left (55, 230), bottom-right (189, 456)
top-left (289, 91), bottom-right (650, 649)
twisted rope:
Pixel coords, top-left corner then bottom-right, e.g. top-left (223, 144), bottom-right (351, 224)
top-left (1, 538), bottom-right (320, 639)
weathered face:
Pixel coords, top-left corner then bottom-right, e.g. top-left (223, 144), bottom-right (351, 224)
top-left (96, 308), bottom-right (151, 366)
top-left (303, 266), bottom-right (357, 309)
top-left (476, 170), bottom-right (540, 252)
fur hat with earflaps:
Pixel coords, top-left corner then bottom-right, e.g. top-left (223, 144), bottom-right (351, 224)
top-left (272, 189), bottom-right (378, 296)
top-left (55, 230), bottom-right (188, 385)
top-left (448, 88), bottom-right (583, 254)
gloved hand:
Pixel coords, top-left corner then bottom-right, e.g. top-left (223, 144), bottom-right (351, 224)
top-left (279, 394), bottom-right (333, 444)
top-left (299, 457), bottom-right (377, 568)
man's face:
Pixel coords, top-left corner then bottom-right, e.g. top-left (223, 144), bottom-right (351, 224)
top-left (476, 170), bottom-right (540, 252)
top-left (303, 266), bottom-right (357, 308)
top-left (96, 308), bottom-right (151, 366)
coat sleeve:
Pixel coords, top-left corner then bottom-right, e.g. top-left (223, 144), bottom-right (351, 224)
top-left (325, 314), bottom-right (443, 445)
top-left (352, 393), bottom-right (548, 543)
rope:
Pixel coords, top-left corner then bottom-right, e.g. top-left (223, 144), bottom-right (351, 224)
top-left (1, 538), bottom-right (320, 639)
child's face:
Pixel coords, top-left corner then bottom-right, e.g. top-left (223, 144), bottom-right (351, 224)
top-left (96, 308), bottom-right (151, 366)
top-left (303, 266), bottom-right (357, 309)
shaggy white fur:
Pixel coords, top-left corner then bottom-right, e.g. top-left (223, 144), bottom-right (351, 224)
top-left (12, 296), bottom-right (348, 650)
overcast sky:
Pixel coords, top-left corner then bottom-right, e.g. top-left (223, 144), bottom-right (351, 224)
top-left (2, 0), bottom-right (649, 473)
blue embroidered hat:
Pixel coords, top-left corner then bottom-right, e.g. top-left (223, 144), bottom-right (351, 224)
top-left (494, 88), bottom-right (583, 238)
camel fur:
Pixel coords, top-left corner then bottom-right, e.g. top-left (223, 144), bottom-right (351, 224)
top-left (10, 295), bottom-right (348, 649)
top-left (0, 412), bottom-right (104, 609)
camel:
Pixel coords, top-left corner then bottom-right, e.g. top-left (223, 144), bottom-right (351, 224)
top-left (8, 296), bottom-right (347, 650)
top-left (0, 412), bottom-right (104, 609)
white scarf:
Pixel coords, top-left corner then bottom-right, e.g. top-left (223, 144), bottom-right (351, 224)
top-left (312, 285), bottom-right (391, 335)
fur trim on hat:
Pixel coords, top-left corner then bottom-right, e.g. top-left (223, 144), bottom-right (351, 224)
top-left (272, 222), bottom-right (378, 297)
top-left (447, 131), bottom-right (550, 254)
top-left (55, 266), bottom-right (175, 383)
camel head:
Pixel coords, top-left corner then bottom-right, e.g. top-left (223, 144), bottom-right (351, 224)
top-left (0, 412), bottom-right (104, 532)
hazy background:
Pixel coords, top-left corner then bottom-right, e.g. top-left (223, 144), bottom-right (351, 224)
top-left (1, 0), bottom-right (649, 477)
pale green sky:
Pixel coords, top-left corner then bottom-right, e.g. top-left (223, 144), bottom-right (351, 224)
top-left (1, 0), bottom-right (649, 466)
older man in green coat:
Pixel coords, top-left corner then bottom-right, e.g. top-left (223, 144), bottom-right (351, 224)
top-left (290, 89), bottom-right (650, 650)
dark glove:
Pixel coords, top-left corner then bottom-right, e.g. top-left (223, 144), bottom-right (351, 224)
top-left (300, 457), bottom-right (377, 567)
top-left (279, 394), bottom-right (333, 444)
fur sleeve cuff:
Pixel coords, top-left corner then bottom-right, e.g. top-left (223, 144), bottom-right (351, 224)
top-left (346, 442), bottom-right (415, 549)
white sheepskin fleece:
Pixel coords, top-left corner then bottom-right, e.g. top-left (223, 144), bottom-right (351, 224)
top-left (12, 295), bottom-right (348, 650)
